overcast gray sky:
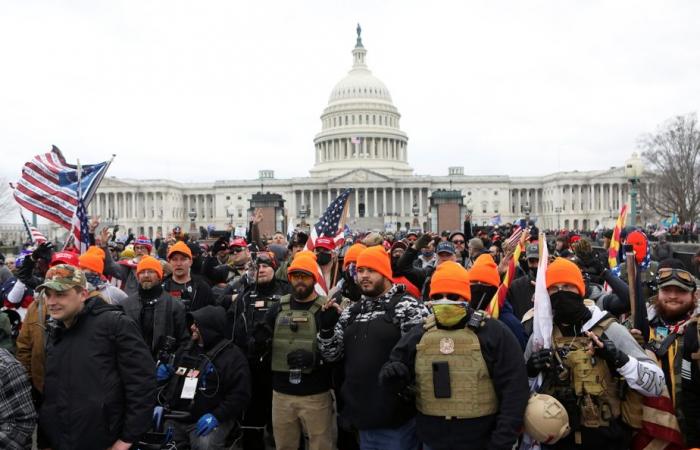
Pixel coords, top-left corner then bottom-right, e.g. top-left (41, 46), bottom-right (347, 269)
top-left (1, 0), bottom-right (699, 189)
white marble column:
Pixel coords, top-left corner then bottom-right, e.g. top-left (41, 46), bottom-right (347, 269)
top-left (373, 187), bottom-right (378, 217)
top-left (400, 188), bottom-right (405, 216)
top-left (382, 188), bottom-right (386, 216)
top-left (418, 188), bottom-right (423, 215)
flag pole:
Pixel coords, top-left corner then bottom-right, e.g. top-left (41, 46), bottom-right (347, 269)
top-left (63, 159), bottom-right (83, 250)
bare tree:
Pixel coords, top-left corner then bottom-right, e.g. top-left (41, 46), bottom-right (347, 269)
top-left (640, 113), bottom-right (700, 225)
top-left (0, 176), bottom-right (18, 222)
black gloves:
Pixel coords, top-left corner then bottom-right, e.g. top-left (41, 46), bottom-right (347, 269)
top-left (378, 361), bottom-right (410, 390)
top-left (32, 242), bottom-right (54, 262)
top-left (526, 349), bottom-right (553, 377)
top-left (415, 234), bottom-right (432, 251)
top-left (287, 349), bottom-right (315, 369)
top-left (16, 257), bottom-right (36, 285)
top-left (595, 337), bottom-right (630, 368)
top-left (319, 306), bottom-right (340, 337)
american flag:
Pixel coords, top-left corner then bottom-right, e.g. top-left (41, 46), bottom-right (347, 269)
top-left (305, 188), bottom-right (351, 294)
top-left (13, 146), bottom-right (110, 245)
top-left (72, 196), bottom-right (90, 253)
top-left (350, 137), bottom-right (362, 145)
top-left (306, 188), bottom-right (351, 251)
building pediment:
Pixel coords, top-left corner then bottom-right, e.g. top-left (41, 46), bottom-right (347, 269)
top-left (328, 169), bottom-right (394, 184)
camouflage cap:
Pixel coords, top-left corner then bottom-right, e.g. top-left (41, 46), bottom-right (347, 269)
top-left (36, 264), bottom-right (87, 292)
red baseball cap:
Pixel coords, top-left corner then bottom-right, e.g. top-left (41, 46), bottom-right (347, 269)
top-left (50, 250), bottom-right (80, 268)
top-left (315, 237), bottom-right (335, 251)
top-left (230, 238), bottom-right (247, 248)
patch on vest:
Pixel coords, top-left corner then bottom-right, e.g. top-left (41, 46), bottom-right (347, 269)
top-left (439, 337), bottom-right (455, 354)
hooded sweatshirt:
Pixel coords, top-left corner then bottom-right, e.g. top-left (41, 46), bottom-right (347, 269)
top-left (167, 305), bottom-right (251, 423)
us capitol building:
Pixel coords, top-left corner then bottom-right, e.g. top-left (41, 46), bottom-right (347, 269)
top-left (86, 27), bottom-right (655, 239)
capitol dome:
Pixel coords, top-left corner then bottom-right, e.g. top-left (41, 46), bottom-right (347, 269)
top-left (310, 25), bottom-right (413, 178)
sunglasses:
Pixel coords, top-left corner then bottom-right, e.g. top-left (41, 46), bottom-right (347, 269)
top-left (451, 240), bottom-right (465, 245)
top-left (231, 247), bottom-right (245, 253)
top-left (430, 293), bottom-right (463, 301)
top-left (658, 268), bottom-right (695, 288)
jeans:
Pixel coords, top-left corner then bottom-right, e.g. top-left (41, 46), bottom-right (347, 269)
top-left (358, 417), bottom-right (419, 450)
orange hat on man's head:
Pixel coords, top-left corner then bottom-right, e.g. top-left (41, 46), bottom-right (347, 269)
top-left (167, 241), bottom-right (192, 260)
top-left (429, 261), bottom-right (471, 301)
top-left (287, 254), bottom-right (319, 283)
top-left (356, 245), bottom-right (392, 280)
top-left (343, 243), bottom-right (367, 268)
top-left (469, 254), bottom-right (500, 287)
top-left (79, 252), bottom-right (104, 275)
top-left (546, 258), bottom-right (585, 296)
top-left (85, 246), bottom-right (105, 259)
top-left (137, 255), bottom-right (164, 279)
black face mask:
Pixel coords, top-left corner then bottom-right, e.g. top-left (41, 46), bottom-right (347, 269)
top-left (551, 290), bottom-right (591, 325)
top-left (391, 256), bottom-right (401, 271)
top-left (529, 267), bottom-right (538, 280)
top-left (316, 252), bottom-right (332, 266)
top-left (469, 285), bottom-right (498, 311)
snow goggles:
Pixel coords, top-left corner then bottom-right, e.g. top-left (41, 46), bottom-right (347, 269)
top-left (657, 268), bottom-right (696, 290)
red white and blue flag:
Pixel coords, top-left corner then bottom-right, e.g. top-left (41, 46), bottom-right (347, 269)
top-left (13, 146), bottom-right (111, 252)
top-left (306, 188), bottom-right (351, 252)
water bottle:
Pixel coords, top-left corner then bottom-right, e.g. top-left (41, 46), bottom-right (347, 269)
top-left (289, 368), bottom-right (302, 385)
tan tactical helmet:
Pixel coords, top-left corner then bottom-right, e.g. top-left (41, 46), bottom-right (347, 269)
top-left (524, 394), bottom-right (571, 444)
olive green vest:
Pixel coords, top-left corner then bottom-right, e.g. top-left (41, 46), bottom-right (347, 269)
top-left (270, 295), bottom-right (325, 374)
top-left (546, 316), bottom-right (622, 428)
top-left (415, 321), bottom-right (498, 418)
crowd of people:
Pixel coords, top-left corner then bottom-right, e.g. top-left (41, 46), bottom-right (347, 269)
top-left (0, 212), bottom-right (699, 450)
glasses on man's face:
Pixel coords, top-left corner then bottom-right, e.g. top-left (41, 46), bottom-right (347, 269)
top-left (430, 293), bottom-right (463, 301)
top-left (658, 268), bottom-right (695, 288)
top-left (231, 247), bottom-right (245, 253)
top-left (452, 239), bottom-right (465, 245)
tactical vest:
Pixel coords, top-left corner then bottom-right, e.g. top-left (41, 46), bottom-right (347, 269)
top-left (270, 295), bottom-right (325, 374)
top-left (414, 317), bottom-right (498, 418)
top-left (545, 316), bottom-right (621, 428)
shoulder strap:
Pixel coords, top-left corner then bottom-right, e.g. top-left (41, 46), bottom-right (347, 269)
top-left (309, 296), bottom-right (326, 315)
top-left (280, 294), bottom-right (291, 311)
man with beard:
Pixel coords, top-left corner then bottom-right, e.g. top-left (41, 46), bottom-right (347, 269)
top-left (468, 254), bottom-right (527, 349)
top-left (228, 250), bottom-right (291, 450)
top-left (507, 243), bottom-right (539, 320)
top-left (633, 258), bottom-right (700, 446)
top-left (318, 245), bottom-right (428, 450)
top-left (121, 256), bottom-right (189, 359)
top-left (259, 253), bottom-right (335, 450)
top-left (379, 261), bottom-right (528, 450)
top-left (162, 241), bottom-right (214, 312)
top-left (525, 258), bottom-right (665, 449)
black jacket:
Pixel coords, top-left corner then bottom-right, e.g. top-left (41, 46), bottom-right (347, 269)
top-left (167, 306), bottom-right (251, 424)
top-left (40, 297), bottom-right (156, 450)
top-left (506, 273), bottom-right (536, 321)
top-left (389, 315), bottom-right (529, 450)
top-left (162, 274), bottom-right (214, 312)
top-left (226, 277), bottom-right (291, 353)
top-left (121, 285), bottom-right (190, 357)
